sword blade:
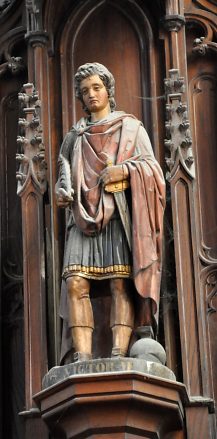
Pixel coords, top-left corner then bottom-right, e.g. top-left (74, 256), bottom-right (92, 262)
top-left (113, 191), bottom-right (132, 251)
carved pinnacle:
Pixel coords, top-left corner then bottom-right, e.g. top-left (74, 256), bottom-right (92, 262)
top-left (164, 68), bottom-right (194, 176)
top-left (16, 81), bottom-right (47, 194)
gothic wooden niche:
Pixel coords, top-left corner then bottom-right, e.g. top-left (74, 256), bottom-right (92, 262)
top-left (34, 0), bottom-right (168, 376)
top-left (1, 1), bottom-right (217, 438)
top-left (42, 1), bottom-right (166, 361)
top-left (54, 0), bottom-right (166, 361)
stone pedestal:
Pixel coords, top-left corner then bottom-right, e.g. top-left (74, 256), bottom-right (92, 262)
top-left (42, 357), bottom-right (176, 388)
top-left (34, 364), bottom-right (188, 439)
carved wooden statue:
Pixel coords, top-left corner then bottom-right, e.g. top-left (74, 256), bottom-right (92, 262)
top-left (55, 63), bottom-right (165, 363)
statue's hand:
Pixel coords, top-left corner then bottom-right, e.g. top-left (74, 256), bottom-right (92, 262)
top-left (55, 188), bottom-right (74, 208)
top-left (100, 164), bottom-right (129, 186)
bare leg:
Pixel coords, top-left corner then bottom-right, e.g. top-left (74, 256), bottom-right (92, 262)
top-left (110, 278), bottom-right (134, 357)
top-left (66, 275), bottom-right (94, 359)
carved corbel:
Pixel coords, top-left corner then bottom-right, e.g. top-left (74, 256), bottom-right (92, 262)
top-left (0, 56), bottom-right (25, 77)
top-left (162, 15), bottom-right (186, 32)
top-left (164, 69), bottom-right (194, 180)
top-left (193, 36), bottom-right (217, 55)
top-left (16, 83), bottom-right (47, 195)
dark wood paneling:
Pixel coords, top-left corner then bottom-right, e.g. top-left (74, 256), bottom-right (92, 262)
top-left (73, 5), bottom-right (142, 121)
top-left (59, 0), bottom-right (164, 158)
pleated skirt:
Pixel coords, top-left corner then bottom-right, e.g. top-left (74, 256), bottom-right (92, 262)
top-left (63, 212), bottom-right (132, 280)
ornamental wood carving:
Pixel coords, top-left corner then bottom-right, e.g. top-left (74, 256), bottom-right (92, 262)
top-left (25, 0), bottom-right (48, 45)
top-left (164, 68), bottom-right (194, 180)
top-left (162, 14), bottom-right (215, 435)
top-left (16, 82), bottom-right (47, 195)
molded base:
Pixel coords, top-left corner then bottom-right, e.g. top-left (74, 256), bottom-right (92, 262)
top-left (35, 371), bottom-right (188, 438)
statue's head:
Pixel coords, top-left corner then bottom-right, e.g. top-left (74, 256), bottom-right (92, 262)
top-left (74, 62), bottom-right (116, 114)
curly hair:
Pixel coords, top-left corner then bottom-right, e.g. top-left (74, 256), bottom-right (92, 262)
top-left (74, 62), bottom-right (116, 114)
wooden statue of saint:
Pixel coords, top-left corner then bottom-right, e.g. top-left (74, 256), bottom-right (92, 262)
top-left (55, 62), bottom-right (165, 363)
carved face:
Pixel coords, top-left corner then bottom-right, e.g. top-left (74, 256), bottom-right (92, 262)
top-left (80, 75), bottom-right (110, 116)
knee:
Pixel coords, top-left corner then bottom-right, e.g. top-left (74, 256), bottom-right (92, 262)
top-left (66, 276), bottom-right (90, 299)
top-left (110, 278), bottom-right (129, 296)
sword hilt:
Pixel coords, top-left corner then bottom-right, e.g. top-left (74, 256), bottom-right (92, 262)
top-left (104, 159), bottom-right (129, 193)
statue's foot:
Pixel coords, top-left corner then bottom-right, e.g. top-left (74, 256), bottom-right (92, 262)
top-left (73, 352), bottom-right (92, 362)
top-left (111, 347), bottom-right (126, 357)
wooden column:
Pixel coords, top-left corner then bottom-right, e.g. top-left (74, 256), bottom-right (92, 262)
top-left (16, 2), bottom-right (59, 436)
top-left (16, 85), bottom-right (48, 437)
top-left (26, 0), bottom-right (62, 367)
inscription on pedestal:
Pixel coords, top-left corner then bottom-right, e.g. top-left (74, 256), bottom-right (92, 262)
top-left (73, 359), bottom-right (133, 375)
top-left (42, 357), bottom-right (176, 389)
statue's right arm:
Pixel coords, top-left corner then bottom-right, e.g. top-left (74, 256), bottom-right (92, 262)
top-left (55, 131), bottom-right (75, 208)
